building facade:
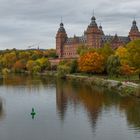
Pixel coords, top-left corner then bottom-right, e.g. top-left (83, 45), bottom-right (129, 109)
top-left (56, 15), bottom-right (140, 58)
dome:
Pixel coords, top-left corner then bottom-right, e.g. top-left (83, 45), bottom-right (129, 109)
top-left (91, 16), bottom-right (96, 21)
top-left (99, 25), bottom-right (102, 29)
top-left (60, 22), bottom-right (64, 27)
top-left (133, 20), bottom-right (136, 25)
top-left (58, 22), bottom-right (66, 32)
top-left (89, 16), bottom-right (97, 27)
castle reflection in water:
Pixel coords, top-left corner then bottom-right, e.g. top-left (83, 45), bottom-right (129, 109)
top-left (0, 75), bottom-right (140, 131)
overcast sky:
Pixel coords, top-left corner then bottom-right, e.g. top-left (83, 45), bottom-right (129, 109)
top-left (0, 0), bottom-right (140, 50)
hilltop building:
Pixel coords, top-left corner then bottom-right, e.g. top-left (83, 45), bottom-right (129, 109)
top-left (56, 15), bottom-right (140, 58)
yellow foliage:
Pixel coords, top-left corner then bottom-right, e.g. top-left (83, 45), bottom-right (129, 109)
top-left (115, 47), bottom-right (128, 65)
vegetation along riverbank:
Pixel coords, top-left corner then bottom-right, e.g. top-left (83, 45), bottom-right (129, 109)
top-left (0, 40), bottom-right (140, 97)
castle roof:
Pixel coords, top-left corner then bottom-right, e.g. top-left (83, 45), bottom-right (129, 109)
top-left (58, 22), bottom-right (66, 32)
top-left (101, 35), bottom-right (130, 44)
top-left (130, 20), bottom-right (139, 32)
top-left (65, 36), bottom-right (87, 45)
top-left (89, 16), bottom-right (98, 27)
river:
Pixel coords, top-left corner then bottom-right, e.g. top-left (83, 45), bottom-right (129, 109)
top-left (0, 74), bottom-right (140, 140)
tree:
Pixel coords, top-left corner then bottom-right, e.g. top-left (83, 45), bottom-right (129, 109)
top-left (18, 51), bottom-right (30, 61)
top-left (2, 52), bottom-right (17, 68)
top-left (120, 64), bottom-right (135, 79)
top-left (98, 43), bottom-right (114, 60)
top-left (107, 55), bottom-right (121, 77)
top-left (36, 57), bottom-right (50, 71)
top-left (44, 49), bottom-right (57, 58)
top-left (97, 43), bottom-right (114, 71)
top-left (115, 47), bottom-right (128, 65)
top-left (57, 65), bottom-right (70, 78)
top-left (13, 60), bottom-right (26, 72)
top-left (126, 40), bottom-right (140, 79)
top-left (78, 52), bottom-right (104, 73)
top-left (26, 60), bottom-right (35, 73)
top-left (69, 60), bottom-right (78, 73)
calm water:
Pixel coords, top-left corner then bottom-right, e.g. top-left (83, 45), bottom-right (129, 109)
top-left (0, 75), bottom-right (140, 140)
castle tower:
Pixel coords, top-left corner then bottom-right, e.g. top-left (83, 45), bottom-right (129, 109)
top-left (99, 24), bottom-right (104, 35)
top-left (85, 15), bottom-right (102, 48)
top-left (56, 22), bottom-right (67, 58)
top-left (129, 19), bottom-right (140, 41)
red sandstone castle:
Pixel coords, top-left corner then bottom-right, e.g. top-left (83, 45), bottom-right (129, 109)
top-left (56, 15), bottom-right (140, 58)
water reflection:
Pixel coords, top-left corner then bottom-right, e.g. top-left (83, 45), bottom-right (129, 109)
top-left (0, 97), bottom-right (5, 120)
top-left (0, 75), bottom-right (140, 135)
top-left (0, 74), bottom-right (56, 93)
top-left (56, 79), bottom-right (140, 132)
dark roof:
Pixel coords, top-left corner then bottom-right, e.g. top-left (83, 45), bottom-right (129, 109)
top-left (101, 35), bottom-right (130, 44)
top-left (65, 36), bottom-right (87, 44)
top-left (89, 16), bottom-right (98, 27)
top-left (58, 22), bottom-right (66, 32)
top-left (130, 20), bottom-right (139, 32)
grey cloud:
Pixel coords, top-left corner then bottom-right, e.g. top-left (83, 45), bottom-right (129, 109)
top-left (0, 0), bottom-right (140, 49)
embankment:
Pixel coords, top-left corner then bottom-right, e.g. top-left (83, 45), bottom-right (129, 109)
top-left (66, 74), bottom-right (140, 97)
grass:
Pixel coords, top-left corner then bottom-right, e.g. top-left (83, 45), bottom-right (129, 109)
top-left (71, 73), bottom-right (140, 84)
top-left (109, 75), bottom-right (140, 84)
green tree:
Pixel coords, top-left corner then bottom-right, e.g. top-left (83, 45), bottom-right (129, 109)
top-left (26, 60), bottom-right (35, 73)
top-left (107, 55), bottom-right (121, 77)
top-left (57, 65), bottom-right (70, 78)
top-left (126, 40), bottom-right (140, 79)
top-left (70, 60), bottom-right (78, 73)
top-left (36, 57), bottom-right (50, 71)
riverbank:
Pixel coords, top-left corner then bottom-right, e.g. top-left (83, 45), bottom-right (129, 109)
top-left (1, 72), bottom-right (140, 97)
top-left (66, 74), bottom-right (140, 97)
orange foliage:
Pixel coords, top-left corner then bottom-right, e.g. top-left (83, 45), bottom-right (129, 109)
top-left (14, 60), bottom-right (26, 70)
top-left (78, 52), bottom-right (104, 73)
top-left (120, 64), bottom-right (135, 76)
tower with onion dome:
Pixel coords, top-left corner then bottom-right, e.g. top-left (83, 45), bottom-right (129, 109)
top-left (85, 15), bottom-right (103, 48)
top-left (129, 19), bottom-right (140, 41)
top-left (56, 22), bottom-right (67, 58)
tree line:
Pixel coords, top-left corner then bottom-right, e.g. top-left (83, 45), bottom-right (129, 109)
top-left (0, 49), bottom-right (57, 74)
top-left (58, 40), bottom-right (140, 80)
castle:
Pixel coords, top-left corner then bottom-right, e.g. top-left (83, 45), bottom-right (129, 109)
top-left (56, 15), bottom-right (140, 58)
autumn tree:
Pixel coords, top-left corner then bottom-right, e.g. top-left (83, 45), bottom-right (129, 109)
top-left (78, 52), bottom-right (104, 73)
top-left (36, 57), bottom-right (50, 71)
top-left (120, 64), bottom-right (135, 79)
top-left (18, 51), bottom-right (30, 61)
top-left (115, 47), bottom-right (128, 65)
top-left (126, 40), bottom-right (140, 79)
top-left (13, 60), bottom-right (26, 72)
top-left (44, 49), bottom-right (57, 58)
top-left (2, 52), bottom-right (17, 69)
top-left (26, 60), bottom-right (35, 73)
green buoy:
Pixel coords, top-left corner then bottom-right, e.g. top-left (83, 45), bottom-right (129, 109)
top-left (31, 108), bottom-right (36, 119)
